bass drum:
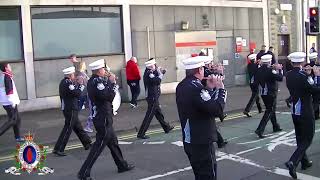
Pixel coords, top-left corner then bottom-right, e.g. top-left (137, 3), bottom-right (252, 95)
top-left (112, 89), bottom-right (121, 115)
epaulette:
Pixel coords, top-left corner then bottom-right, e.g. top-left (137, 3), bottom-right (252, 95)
top-left (190, 79), bottom-right (203, 88)
top-left (64, 78), bottom-right (72, 83)
top-left (298, 70), bottom-right (307, 77)
top-left (93, 76), bottom-right (104, 83)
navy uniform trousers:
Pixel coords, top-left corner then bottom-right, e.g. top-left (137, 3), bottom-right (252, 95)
top-left (289, 115), bottom-right (314, 167)
top-left (54, 110), bottom-right (91, 152)
top-left (78, 112), bottom-right (128, 177)
top-left (256, 94), bottom-right (281, 133)
top-left (137, 98), bottom-right (171, 136)
top-left (184, 142), bottom-right (217, 180)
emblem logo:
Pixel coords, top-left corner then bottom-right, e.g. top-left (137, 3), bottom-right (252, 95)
top-left (5, 133), bottom-right (54, 176)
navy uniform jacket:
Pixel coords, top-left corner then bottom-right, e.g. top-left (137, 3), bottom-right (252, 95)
top-left (87, 74), bottom-right (116, 119)
top-left (286, 67), bottom-right (320, 134)
top-left (176, 76), bottom-right (226, 144)
top-left (143, 68), bottom-right (163, 101)
top-left (255, 64), bottom-right (283, 96)
top-left (247, 63), bottom-right (259, 86)
top-left (59, 77), bottom-right (84, 111)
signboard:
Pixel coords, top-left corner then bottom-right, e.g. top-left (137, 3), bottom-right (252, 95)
top-left (236, 37), bottom-right (243, 53)
top-left (175, 31), bottom-right (217, 81)
top-left (242, 39), bottom-right (247, 47)
top-left (280, 4), bottom-right (292, 11)
top-left (235, 53), bottom-right (240, 59)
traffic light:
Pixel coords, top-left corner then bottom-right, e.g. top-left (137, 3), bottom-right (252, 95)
top-left (310, 7), bottom-right (320, 34)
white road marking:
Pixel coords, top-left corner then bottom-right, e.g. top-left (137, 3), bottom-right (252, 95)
top-left (271, 167), bottom-right (320, 180)
top-left (266, 130), bottom-right (296, 152)
top-left (143, 141), bottom-right (166, 145)
top-left (238, 132), bottom-right (287, 145)
top-left (171, 141), bottom-right (184, 147)
top-left (139, 166), bottom-right (192, 180)
top-left (118, 141), bottom-right (133, 145)
top-left (235, 147), bottom-right (262, 155)
top-left (227, 133), bottom-right (254, 141)
top-left (139, 151), bottom-right (320, 180)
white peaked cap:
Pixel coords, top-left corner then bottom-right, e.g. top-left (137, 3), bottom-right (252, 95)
top-left (261, 54), bottom-right (272, 62)
top-left (89, 59), bottom-right (105, 70)
top-left (248, 54), bottom-right (257, 60)
top-left (182, 56), bottom-right (206, 70)
top-left (145, 58), bottom-right (156, 67)
top-left (309, 52), bottom-right (318, 60)
top-left (204, 56), bottom-right (214, 65)
top-left (63, 66), bottom-right (75, 75)
top-left (288, 52), bottom-right (306, 63)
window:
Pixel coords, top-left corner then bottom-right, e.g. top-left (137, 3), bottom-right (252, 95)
top-left (0, 7), bottom-right (23, 61)
top-left (31, 6), bottom-right (123, 59)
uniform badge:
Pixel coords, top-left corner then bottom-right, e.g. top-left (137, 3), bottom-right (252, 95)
top-left (68, 85), bottom-right (75, 90)
top-left (97, 83), bottom-right (105, 90)
top-left (307, 76), bottom-right (315, 85)
top-left (79, 85), bottom-right (85, 91)
top-left (200, 89), bottom-right (211, 101)
top-left (149, 73), bottom-right (155, 78)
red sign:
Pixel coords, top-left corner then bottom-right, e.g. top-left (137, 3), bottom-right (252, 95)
top-left (236, 44), bottom-right (242, 53)
top-left (175, 41), bottom-right (217, 47)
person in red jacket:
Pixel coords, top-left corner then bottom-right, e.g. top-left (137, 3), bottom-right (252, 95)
top-left (126, 57), bottom-right (141, 108)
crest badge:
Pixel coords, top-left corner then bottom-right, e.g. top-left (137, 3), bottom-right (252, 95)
top-left (5, 132), bottom-right (54, 176)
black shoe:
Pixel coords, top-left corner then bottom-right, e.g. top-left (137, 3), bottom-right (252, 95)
top-left (84, 143), bottom-right (92, 150)
top-left (137, 135), bottom-right (149, 139)
top-left (255, 130), bottom-right (265, 139)
top-left (52, 150), bottom-right (67, 157)
top-left (165, 126), bottom-right (175, 133)
top-left (217, 141), bottom-right (228, 148)
top-left (285, 161), bottom-right (297, 179)
top-left (118, 164), bottom-right (135, 173)
top-left (258, 109), bottom-right (263, 113)
top-left (285, 99), bottom-right (291, 108)
top-left (243, 111), bottom-right (252, 118)
top-left (273, 128), bottom-right (283, 133)
top-left (77, 174), bottom-right (95, 180)
top-left (315, 116), bottom-right (319, 120)
top-left (220, 114), bottom-right (227, 122)
top-left (301, 160), bottom-right (312, 170)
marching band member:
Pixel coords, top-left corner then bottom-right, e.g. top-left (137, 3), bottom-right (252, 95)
top-left (176, 56), bottom-right (226, 180)
top-left (285, 52), bottom-right (319, 179)
top-left (201, 58), bottom-right (228, 148)
top-left (53, 66), bottom-right (92, 156)
top-left (309, 53), bottom-right (320, 120)
top-left (137, 58), bottom-right (174, 139)
top-left (78, 59), bottom-right (134, 180)
top-left (254, 54), bottom-right (283, 138)
top-left (243, 54), bottom-right (262, 117)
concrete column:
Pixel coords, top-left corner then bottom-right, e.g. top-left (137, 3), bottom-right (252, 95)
top-left (262, 0), bottom-right (269, 47)
top-left (21, 3), bottom-right (36, 99)
top-left (296, 0), bottom-right (304, 51)
top-left (122, 3), bottom-right (133, 62)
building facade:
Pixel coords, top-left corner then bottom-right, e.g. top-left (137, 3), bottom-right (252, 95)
top-left (268, 0), bottom-right (303, 67)
top-left (0, 0), bottom-right (269, 113)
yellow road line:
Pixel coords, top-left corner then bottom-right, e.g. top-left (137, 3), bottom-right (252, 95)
top-left (0, 111), bottom-right (254, 162)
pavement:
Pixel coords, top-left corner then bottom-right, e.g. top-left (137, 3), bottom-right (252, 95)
top-left (2, 80), bottom-right (315, 180)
